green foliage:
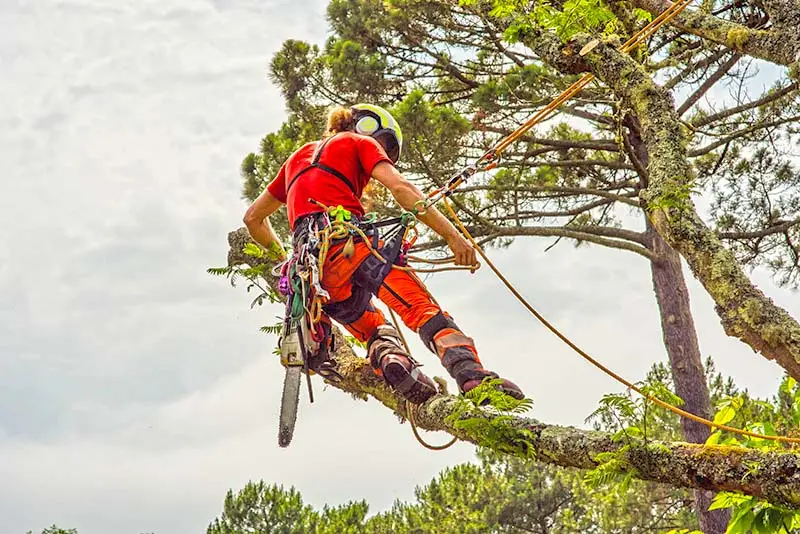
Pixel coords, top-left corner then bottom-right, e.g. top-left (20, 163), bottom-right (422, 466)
top-left (709, 146), bottom-right (800, 287)
top-left (648, 181), bottom-right (700, 212)
top-left (585, 366), bottom-right (685, 444)
top-left (243, 242), bottom-right (265, 258)
top-left (312, 500), bottom-right (370, 534)
top-left (207, 252), bottom-right (281, 310)
top-left (344, 335), bottom-right (367, 349)
top-left (469, 0), bottom-right (618, 41)
top-left (207, 480), bottom-right (369, 534)
top-left (709, 491), bottom-right (800, 533)
top-left (584, 449), bottom-right (637, 492)
top-left (581, 375), bottom-right (683, 495)
top-left (700, 376), bottom-right (800, 533)
top-left (445, 379), bottom-right (537, 458)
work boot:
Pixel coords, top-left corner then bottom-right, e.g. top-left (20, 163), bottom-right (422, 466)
top-left (461, 374), bottom-right (525, 400)
top-left (368, 325), bottom-right (437, 404)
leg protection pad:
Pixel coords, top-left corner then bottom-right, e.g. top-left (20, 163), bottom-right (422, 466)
top-left (418, 312), bottom-right (459, 352)
top-left (432, 328), bottom-right (494, 390)
top-left (367, 325), bottom-right (416, 369)
top-left (367, 325), bottom-right (435, 404)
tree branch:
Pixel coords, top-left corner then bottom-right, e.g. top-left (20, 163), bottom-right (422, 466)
top-left (631, 0), bottom-right (800, 67)
top-left (676, 52), bottom-right (741, 116)
top-left (572, 39), bottom-right (800, 379)
top-left (457, 184), bottom-right (640, 207)
top-left (718, 217), bottom-right (800, 239)
top-left (224, 227), bottom-right (800, 509)
top-left (688, 114), bottom-right (800, 156)
top-left (479, 125), bottom-right (621, 153)
top-left (690, 81), bottom-right (799, 129)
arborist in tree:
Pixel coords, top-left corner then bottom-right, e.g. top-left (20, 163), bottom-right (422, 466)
top-left (243, 104), bottom-right (524, 403)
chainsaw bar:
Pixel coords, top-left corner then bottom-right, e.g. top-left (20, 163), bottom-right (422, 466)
top-left (278, 365), bottom-right (301, 448)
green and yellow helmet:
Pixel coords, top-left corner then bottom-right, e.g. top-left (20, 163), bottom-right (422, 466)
top-left (351, 103), bottom-right (403, 163)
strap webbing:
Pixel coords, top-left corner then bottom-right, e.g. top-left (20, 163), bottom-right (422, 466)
top-left (286, 134), bottom-right (358, 196)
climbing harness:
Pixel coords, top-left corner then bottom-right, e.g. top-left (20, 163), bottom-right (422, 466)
top-left (276, 216), bottom-right (341, 447)
top-left (274, 196), bottom-right (467, 447)
top-left (286, 134), bottom-right (358, 196)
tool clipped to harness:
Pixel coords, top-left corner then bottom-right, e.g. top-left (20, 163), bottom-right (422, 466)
top-left (277, 318), bottom-right (304, 448)
top-left (275, 208), bottom-right (348, 448)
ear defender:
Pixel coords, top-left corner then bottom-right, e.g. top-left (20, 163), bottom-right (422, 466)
top-left (355, 114), bottom-right (380, 136)
top-left (351, 103), bottom-right (404, 164)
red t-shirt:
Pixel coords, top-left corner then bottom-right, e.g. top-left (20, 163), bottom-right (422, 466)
top-left (267, 132), bottom-right (392, 229)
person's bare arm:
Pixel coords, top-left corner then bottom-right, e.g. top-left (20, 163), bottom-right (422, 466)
top-left (243, 190), bottom-right (287, 261)
top-left (371, 161), bottom-right (476, 266)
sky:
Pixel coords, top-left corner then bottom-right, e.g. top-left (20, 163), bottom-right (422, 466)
top-left (1, 0), bottom-right (798, 533)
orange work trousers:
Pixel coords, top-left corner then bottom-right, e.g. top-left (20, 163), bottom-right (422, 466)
top-left (320, 240), bottom-right (442, 342)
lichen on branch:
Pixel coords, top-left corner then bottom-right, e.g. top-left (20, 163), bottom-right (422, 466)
top-left (224, 228), bottom-right (800, 508)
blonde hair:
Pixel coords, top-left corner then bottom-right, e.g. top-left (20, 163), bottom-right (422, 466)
top-left (325, 106), bottom-right (355, 137)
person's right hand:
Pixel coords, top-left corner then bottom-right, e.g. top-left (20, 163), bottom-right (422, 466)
top-left (446, 233), bottom-right (477, 267)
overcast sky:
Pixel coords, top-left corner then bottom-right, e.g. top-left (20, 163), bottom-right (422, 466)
top-left (2, 1), bottom-right (798, 533)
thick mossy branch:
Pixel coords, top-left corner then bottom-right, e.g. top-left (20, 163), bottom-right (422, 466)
top-left (325, 347), bottom-right (800, 508)
top-left (512, 30), bottom-right (800, 380)
top-left (633, 0), bottom-right (800, 68)
top-left (226, 229), bottom-right (800, 508)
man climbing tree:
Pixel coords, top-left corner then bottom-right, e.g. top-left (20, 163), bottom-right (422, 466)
top-left (243, 103), bottom-right (524, 404)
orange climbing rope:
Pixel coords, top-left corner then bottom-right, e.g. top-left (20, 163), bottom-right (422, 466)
top-left (413, 0), bottom-right (800, 446)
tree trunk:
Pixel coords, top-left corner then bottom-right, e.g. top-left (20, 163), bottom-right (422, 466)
top-left (226, 228), bottom-right (800, 509)
top-left (630, 120), bottom-right (729, 530)
top-left (647, 218), bottom-right (731, 533)
top-left (516, 30), bottom-right (800, 381)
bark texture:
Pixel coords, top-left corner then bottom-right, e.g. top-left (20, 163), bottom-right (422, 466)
top-left (516, 30), bottom-right (800, 380)
top-left (226, 228), bottom-right (800, 509)
top-left (632, 0), bottom-right (800, 69)
top-left (630, 123), bottom-right (726, 530)
top-left (647, 219), bottom-right (729, 532)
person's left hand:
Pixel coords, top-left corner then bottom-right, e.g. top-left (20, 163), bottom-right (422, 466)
top-left (446, 233), bottom-right (477, 267)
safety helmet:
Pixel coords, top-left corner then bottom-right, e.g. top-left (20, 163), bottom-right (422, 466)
top-left (351, 103), bottom-right (403, 164)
